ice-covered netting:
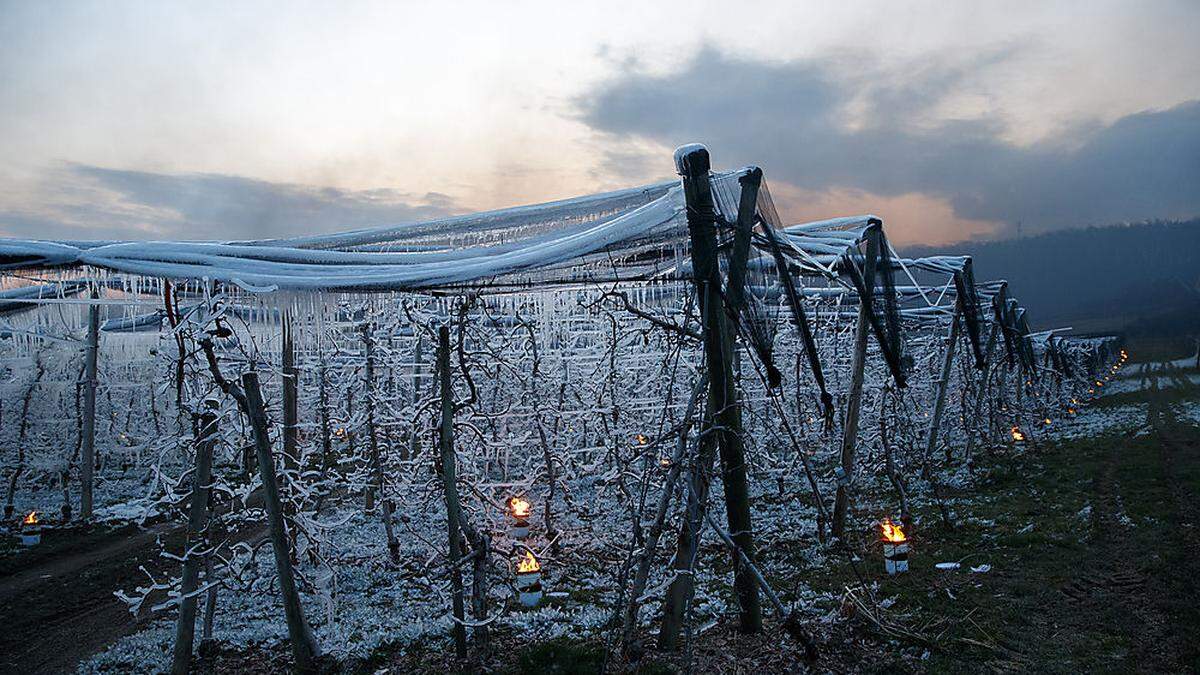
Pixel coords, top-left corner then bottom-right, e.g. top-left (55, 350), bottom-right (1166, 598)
top-left (0, 171), bottom-right (758, 293)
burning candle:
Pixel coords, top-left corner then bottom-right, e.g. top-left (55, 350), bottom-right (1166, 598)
top-left (515, 550), bottom-right (543, 607)
top-left (880, 519), bottom-right (908, 575)
top-left (20, 510), bottom-right (41, 546)
top-left (509, 496), bottom-right (531, 539)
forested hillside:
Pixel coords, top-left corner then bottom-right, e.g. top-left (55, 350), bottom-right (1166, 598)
top-left (904, 219), bottom-right (1200, 339)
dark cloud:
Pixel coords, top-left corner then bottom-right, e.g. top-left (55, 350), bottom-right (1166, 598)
top-left (578, 47), bottom-right (1200, 236)
top-left (0, 165), bottom-right (459, 241)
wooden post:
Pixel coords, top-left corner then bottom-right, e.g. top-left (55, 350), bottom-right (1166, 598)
top-left (675, 144), bottom-right (761, 633)
top-left (80, 289), bottom-right (100, 520)
top-left (242, 371), bottom-right (321, 670)
top-left (361, 322), bottom-right (400, 562)
top-left (436, 326), bottom-right (467, 659)
top-left (171, 408), bottom-right (218, 675)
top-left (282, 313), bottom-right (299, 471)
top-left (924, 306), bottom-right (962, 461)
top-left (964, 322), bottom-right (999, 461)
top-left (832, 227), bottom-right (878, 541)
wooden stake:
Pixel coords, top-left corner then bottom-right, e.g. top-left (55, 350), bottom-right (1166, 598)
top-left (282, 313), bottom-right (299, 471)
top-left (924, 306), bottom-right (962, 462)
top-left (832, 227), bottom-right (877, 541)
top-left (171, 408), bottom-right (217, 675)
top-left (80, 289), bottom-right (100, 520)
top-left (242, 371), bottom-right (321, 670)
top-left (436, 326), bottom-right (468, 659)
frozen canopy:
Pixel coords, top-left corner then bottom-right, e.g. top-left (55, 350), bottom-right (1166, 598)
top-left (0, 171), bottom-right (762, 293)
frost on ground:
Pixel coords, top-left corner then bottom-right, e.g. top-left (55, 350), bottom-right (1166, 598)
top-left (0, 295), bottom-right (1140, 674)
top-left (77, 364), bottom-right (1171, 673)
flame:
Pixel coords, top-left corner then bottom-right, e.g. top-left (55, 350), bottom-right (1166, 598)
top-left (23, 510), bottom-right (38, 526)
top-left (1068, 408), bottom-right (1077, 415)
top-left (1043, 418), bottom-right (1052, 426)
top-left (517, 550), bottom-right (541, 573)
top-left (509, 497), bottom-right (531, 518)
top-left (634, 434), bottom-right (648, 446)
top-left (880, 518), bottom-right (906, 543)
top-left (1011, 426), bottom-right (1026, 442)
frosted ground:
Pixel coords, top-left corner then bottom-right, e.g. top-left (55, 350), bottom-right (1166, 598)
top-left (68, 359), bottom-right (1193, 674)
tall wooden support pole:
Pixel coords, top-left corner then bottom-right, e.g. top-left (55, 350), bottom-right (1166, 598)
top-left (832, 227), bottom-right (881, 544)
top-left (964, 322), bottom-right (1000, 461)
top-left (832, 302), bottom-right (870, 541)
top-left (924, 306), bottom-right (962, 461)
top-left (675, 144), bottom-right (761, 634)
top-left (80, 289), bottom-right (100, 520)
top-left (171, 408), bottom-right (218, 675)
top-left (242, 371), bottom-right (320, 670)
top-left (436, 326), bottom-right (467, 659)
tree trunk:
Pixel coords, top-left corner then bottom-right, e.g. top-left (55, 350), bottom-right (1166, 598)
top-left (242, 371), bottom-right (321, 670)
top-left (171, 410), bottom-right (218, 675)
top-left (625, 379), bottom-right (703, 655)
top-left (317, 349), bottom-right (333, 476)
top-left (3, 354), bottom-right (45, 520)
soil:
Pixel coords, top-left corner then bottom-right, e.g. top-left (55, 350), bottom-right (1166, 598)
top-left (0, 522), bottom-right (181, 674)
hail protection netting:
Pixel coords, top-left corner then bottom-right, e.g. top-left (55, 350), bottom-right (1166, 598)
top-left (952, 259), bottom-right (986, 368)
top-left (710, 171), bottom-right (783, 388)
top-left (836, 224), bottom-right (909, 387)
top-left (1, 177), bottom-right (691, 293)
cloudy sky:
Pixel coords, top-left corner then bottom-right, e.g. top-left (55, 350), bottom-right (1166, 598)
top-left (1, 0), bottom-right (1197, 245)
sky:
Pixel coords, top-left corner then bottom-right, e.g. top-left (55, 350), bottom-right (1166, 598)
top-left (1, 0), bottom-right (1197, 246)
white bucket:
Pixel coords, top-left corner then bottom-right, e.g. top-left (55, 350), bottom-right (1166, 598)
top-left (884, 541), bottom-right (909, 574)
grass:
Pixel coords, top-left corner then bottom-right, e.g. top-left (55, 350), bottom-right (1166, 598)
top-left (798, 382), bottom-right (1200, 672)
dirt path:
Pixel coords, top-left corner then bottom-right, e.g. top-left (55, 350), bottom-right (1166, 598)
top-left (1, 506), bottom-right (268, 675)
top-left (0, 522), bottom-right (183, 674)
